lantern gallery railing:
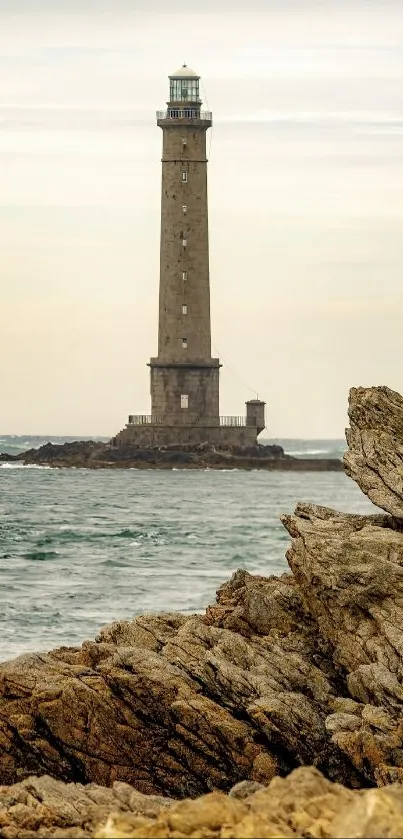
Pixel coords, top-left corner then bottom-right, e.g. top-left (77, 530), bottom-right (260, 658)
top-left (127, 415), bottom-right (247, 427)
top-left (156, 109), bottom-right (212, 121)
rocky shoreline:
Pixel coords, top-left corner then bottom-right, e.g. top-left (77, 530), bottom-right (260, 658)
top-left (0, 439), bottom-right (343, 470)
top-left (1, 384), bottom-right (403, 837)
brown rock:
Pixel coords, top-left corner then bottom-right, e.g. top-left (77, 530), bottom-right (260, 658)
top-left (204, 569), bottom-right (307, 637)
top-left (92, 766), bottom-right (375, 838)
top-left (281, 502), bottom-right (403, 784)
top-left (0, 603), bottom-right (359, 794)
top-left (0, 773), bottom-right (171, 838)
top-left (344, 385), bottom-right (403, 518)
top-left (3, 766), bottom-right (403, 839)
top-left (330, 786), bottom-right (403, 838)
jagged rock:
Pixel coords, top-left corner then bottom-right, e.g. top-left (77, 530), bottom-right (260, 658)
top-left (94, 766), bottom-right (403, 838)
top-left (0, 598), bottom-right (363, 795)
top-left (344, 385), bottom-right (403, 518)
top-left (282, 502), bottom-right (403, 785)
top-left (205, 568), bottom-right (309, 637)
top-left (0, 773), bottom-right (171, 838)
top-left (3, 766), bottom-right (403, 839)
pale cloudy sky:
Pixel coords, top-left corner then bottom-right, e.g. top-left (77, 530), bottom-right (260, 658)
top-left (1, 0), bottom-right (402, 437)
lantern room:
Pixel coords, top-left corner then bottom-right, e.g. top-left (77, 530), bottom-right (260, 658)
top-left (169, 65), bottom-right (200, 103)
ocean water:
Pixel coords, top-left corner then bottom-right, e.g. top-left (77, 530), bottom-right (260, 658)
top-left (0, 435), bottom-right (377, 663)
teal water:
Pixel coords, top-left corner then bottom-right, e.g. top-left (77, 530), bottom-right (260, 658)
top-left (0, 436), bottom-right (377, 663)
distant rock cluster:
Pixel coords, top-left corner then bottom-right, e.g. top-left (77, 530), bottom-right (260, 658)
top-left (0, 438), bottom-right (343, 470)
top-left (1, 384), bottom-right (403, 837)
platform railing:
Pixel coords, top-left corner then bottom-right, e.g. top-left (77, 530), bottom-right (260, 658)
top-left (127, 414), bottom-right (247, 427)
top-left (219, 416), bottom-right (246, 427)
top-left (128, 415), bottom-right (159, 425)
top-left (156, 109), bottom-right (212, 121)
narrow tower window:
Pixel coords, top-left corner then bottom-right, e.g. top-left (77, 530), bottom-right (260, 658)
top-left (182, 338), bottom-right (187, 348)
top-left (182, 204), bottom-right (187, 214)
top-left (181, 394), bottom-right (189, 409)
top-left (182, 271), bottom-right (187, 281)
top-left (181, 171), bottom-right (187, 183)
top-left (182, 304), bottom-right (187, 315)
top-left (182, 137), bottom-right (187, 148)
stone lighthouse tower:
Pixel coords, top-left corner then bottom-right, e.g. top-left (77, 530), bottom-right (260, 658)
top-left (115, 66), bottom-right (265, 448)
top-left (149, 65), bottom-right (220, 428)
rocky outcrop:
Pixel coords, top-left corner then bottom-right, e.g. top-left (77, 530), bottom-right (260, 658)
top-left (2, 766), bottom-right (403, 838)
top-left (344, 385), bottom-right (403, 517)
top-left (1, 385), bottom-right (403, 833)
top-left (0, 603), bottom-right (362, 795)
top-left (0, 773), bottom-right (172, 838)
top-left (282, 503), bottom-right (403, 786)
top-left (95, 766), bottom-right (403, 839)
top-left (0, 440), bottom-right (343, 470)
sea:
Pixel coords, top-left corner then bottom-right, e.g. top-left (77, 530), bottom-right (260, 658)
top-left (0, 435), bottom-right (378, 663)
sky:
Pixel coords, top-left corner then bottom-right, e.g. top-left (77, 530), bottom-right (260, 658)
top-left (1, 0), bottom-right (402, 437)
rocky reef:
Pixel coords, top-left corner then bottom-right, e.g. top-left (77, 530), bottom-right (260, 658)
top-left (1, 384), bottom-right (403, 837)
top-left (0, 439), bottom-right (343, 470)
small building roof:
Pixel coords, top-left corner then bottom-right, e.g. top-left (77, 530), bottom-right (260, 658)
top-left (169, 64), bottom-right (199, 79)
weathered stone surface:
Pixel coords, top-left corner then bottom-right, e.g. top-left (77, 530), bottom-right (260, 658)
top-left (204, 568), bottom-right (307, 637)
top-left (282, 502), bottom-right (403, 785)
top-left (94, 766), bottom-right (403, 838)
top-left (344, 385), bottom-right (403, 517)
top-left (5, 766), bottom-right (403, 839)
top-left (0, 773), bottom-right (171, 838)
top-left (0, 603), bottom-right (360, 795)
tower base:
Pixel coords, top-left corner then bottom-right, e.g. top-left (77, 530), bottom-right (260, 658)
top-left (113, 423), bottom-right (260, 450)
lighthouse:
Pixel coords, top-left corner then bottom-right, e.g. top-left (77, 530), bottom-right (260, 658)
top-left (115, 66), bottom-right (265, 448)
top-left (150, 65), bottom-right (220, 428)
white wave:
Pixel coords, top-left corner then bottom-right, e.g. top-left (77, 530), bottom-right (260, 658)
top-left (203, 468), bottom-right (240, 472)
top-left (0, 463), bottom-right (51, 470)
top-left (287, 448), bottom-right (336, 456)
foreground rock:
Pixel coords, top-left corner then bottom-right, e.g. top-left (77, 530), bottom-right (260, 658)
top-left (1, 385), bottom-right (403, 827)
top-left (0, 597), bottom-right (362, 794)
top-left (0, 439), bottom-right (343, 470)
top-left (344, 385), bottom-right (403, 517)
top-left (282, 503), bottom-right (403, 786)
top-left (2, 766), bottom-right (403, 838)
top-left (95, 767), bottom-right (403, 838)
top-left (0, 773), bottom-right (172, 838)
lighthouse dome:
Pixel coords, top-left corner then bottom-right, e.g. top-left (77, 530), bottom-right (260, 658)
top-left (169, 64), bottom-right (199, 79)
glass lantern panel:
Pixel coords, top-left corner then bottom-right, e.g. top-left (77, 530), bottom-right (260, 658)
top-left (170, 78), bottom-right (199, 102)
